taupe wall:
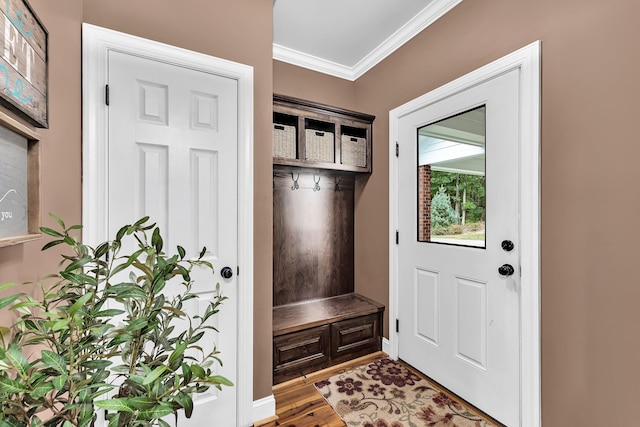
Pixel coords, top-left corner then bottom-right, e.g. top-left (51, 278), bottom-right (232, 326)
top-left (0, 0), bottom-right (84, 351)
top-left (275, 0), bottom-right (640, 425)
top-left (0, 0), bottom-right (275, 402)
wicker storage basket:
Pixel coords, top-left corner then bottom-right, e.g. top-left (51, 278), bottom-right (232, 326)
top-left (273, 124), bottom-right (297, 159)
top-left (305, 129), bottom-right (334, 162)
top-left (341, 135), bottom-right (367, 167)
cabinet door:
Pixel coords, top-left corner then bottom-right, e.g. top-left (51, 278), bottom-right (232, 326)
top-left (273, 325), bottom-right (331, 383)
top-left (331, 314), bottom-right (382, 363)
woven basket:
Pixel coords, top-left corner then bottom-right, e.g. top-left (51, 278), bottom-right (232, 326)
top-left (341, 135), bottom-right (367, 167)
top-left (273, 124), bottom-right (297, 159)
top-left (305, 129), bottom-right (334, 162)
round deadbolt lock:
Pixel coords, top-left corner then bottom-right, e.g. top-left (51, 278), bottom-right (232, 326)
top-left (501, 240), bottom-right (515, 252)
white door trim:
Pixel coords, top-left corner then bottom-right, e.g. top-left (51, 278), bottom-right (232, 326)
top-left (388, 41), bottom-right (541, 427)
top-left (81, 23), bottom-right (255, 426)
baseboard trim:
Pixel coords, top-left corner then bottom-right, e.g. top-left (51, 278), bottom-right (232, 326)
top-left (383, 337), bottom-right (390, 355)
top-left (252, 394), bottom-right (276, 425)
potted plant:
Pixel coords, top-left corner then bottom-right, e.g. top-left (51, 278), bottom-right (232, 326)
top-left (0, 215), bottom-right (232, 427)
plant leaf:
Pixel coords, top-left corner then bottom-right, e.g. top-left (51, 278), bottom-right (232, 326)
top-left (52, 373), bottom-right (68, 390)
top-left (0, 294), bottom-right (21, 310)
top-left (48, 213), bottom-right (66, 229)
top-left (133, 216), bottom-right (150, 226)
top-left (177, 391), bottom-right (194, 418)
top-left (142, 365), bottom-right (167, 385)
top-left (107, 333), bottom-right (134, 347)
top-left (11, 300), bottom-right (43, 315)
top-left (177, 245), bottom-right (186, 259)
top-left (69, 292), bottom-right (94, 317)
top-left (51, 319), bottom-right (70, 332)
top-left (41, 350), bottom-right (66, 374)
top-left (81, 359), bottom-right (112, 370)
top-left (40, 226), bottom-right (64, 238)
top-left (94, 309), bottom-right (125, 318)
top-left (126, 396), bottom-right (157, 410)
top-left (0, 376), bottom-right (28, 393)
top-left (169, 342), bottom-right (187, 370)
top-left (65, 257), bottom-right (92, 272)
top-left (0, 282), bottom-right (20, 293)
top-left (78, 403), bottom-right (94, 427)
top-left (106, 412), bottom-right (120, 427)
top-left (125, 318), bottom-right (148, 332)
top-left (136, 403), bottom-right (174, 420)
top-left (1, 418), bottom-right (23, 427)
top-left (208, 375), bottom-right (234, 387)
top-left (31, 381), bottom-right (54, 399)
top-left (104, 283), bottom-right (147, 299)
top-left (189, 331), bottom-right (205, 344)
top-left (94, 398), bottom-right (134, 413)
top-left (152, 227), bottom-right (163, 253)
top-left (6, 345), bottom-right (29, 377)
top-left (41, 239), bottom-right (65, 250)
top-left (95, 242), bottom-right (110, 259)
top-left (191, 364), bottom-right (205, 379)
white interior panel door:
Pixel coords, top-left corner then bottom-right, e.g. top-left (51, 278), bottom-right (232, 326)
top-left (108, 50), bottom-right (238, 426)
top-left (397, 68), bottom-right (520, 426)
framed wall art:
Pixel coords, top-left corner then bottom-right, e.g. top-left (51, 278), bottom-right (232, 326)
top-left (0, 109), bottom-right (40, 247)
top-left (0, 0), bottom-right (47, 128)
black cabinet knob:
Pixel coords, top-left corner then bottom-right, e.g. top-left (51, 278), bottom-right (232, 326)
top-left (498, 264), bottom-right (515, 277)
top-left (220, 266), bottom-right (234, 279)
top-left (501, 240), bottom-right (515, 252)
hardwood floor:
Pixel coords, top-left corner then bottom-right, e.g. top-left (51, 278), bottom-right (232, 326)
top-left (254, 351), bottom-right (502, 427)
top-left (268, 352), bottom-right (386, 427)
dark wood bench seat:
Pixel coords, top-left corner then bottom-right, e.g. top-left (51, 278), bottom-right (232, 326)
top-left (272, 293), bottom-right (384, 384)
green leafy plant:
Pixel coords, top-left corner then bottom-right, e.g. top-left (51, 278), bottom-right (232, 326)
top-left (0, 215), bottom-right (231, 427)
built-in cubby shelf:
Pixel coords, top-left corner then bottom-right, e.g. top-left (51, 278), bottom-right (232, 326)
top-left (273, 94), bottom-right (375, 173)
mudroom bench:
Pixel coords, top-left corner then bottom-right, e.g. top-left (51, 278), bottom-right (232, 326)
top-left (272, 293), bottom-right (384, 385)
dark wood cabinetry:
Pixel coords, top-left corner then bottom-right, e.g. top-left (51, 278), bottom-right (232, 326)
top-left (273, 294), bottom-right (383, 384)
top-left (272, 95), bottom-right (383, 385)
top-left (273, 94), bottom-right (374, 173)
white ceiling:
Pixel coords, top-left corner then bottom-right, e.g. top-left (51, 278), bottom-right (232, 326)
top-left (273, 0), bottom-right (463, 81)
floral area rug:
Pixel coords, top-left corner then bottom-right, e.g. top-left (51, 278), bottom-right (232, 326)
top-left (314, 358), bottom-right (497, 427)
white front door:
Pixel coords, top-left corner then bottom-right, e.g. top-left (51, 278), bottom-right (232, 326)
top-left (397, 68), bottom-right (520, 426)
top-left (107, 50), bottom-right (238, 426)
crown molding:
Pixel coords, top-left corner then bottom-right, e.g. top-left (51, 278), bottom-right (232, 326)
top-left (273, 44), bottom-right (356, 80)
top-left (273, 0), bottom-right (464, 81)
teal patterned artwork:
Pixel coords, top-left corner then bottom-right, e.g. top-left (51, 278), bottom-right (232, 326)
top-left (0, 0), bottom-right (47, 127)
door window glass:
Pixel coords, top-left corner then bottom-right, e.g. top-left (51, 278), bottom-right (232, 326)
top-left (417, 106), bottom-right (486, 248)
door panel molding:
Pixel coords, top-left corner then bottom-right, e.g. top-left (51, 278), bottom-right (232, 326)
top-left (389, 41), bottom-right (540, 427)
top-left (82, 23), bottom-right (255, 426)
